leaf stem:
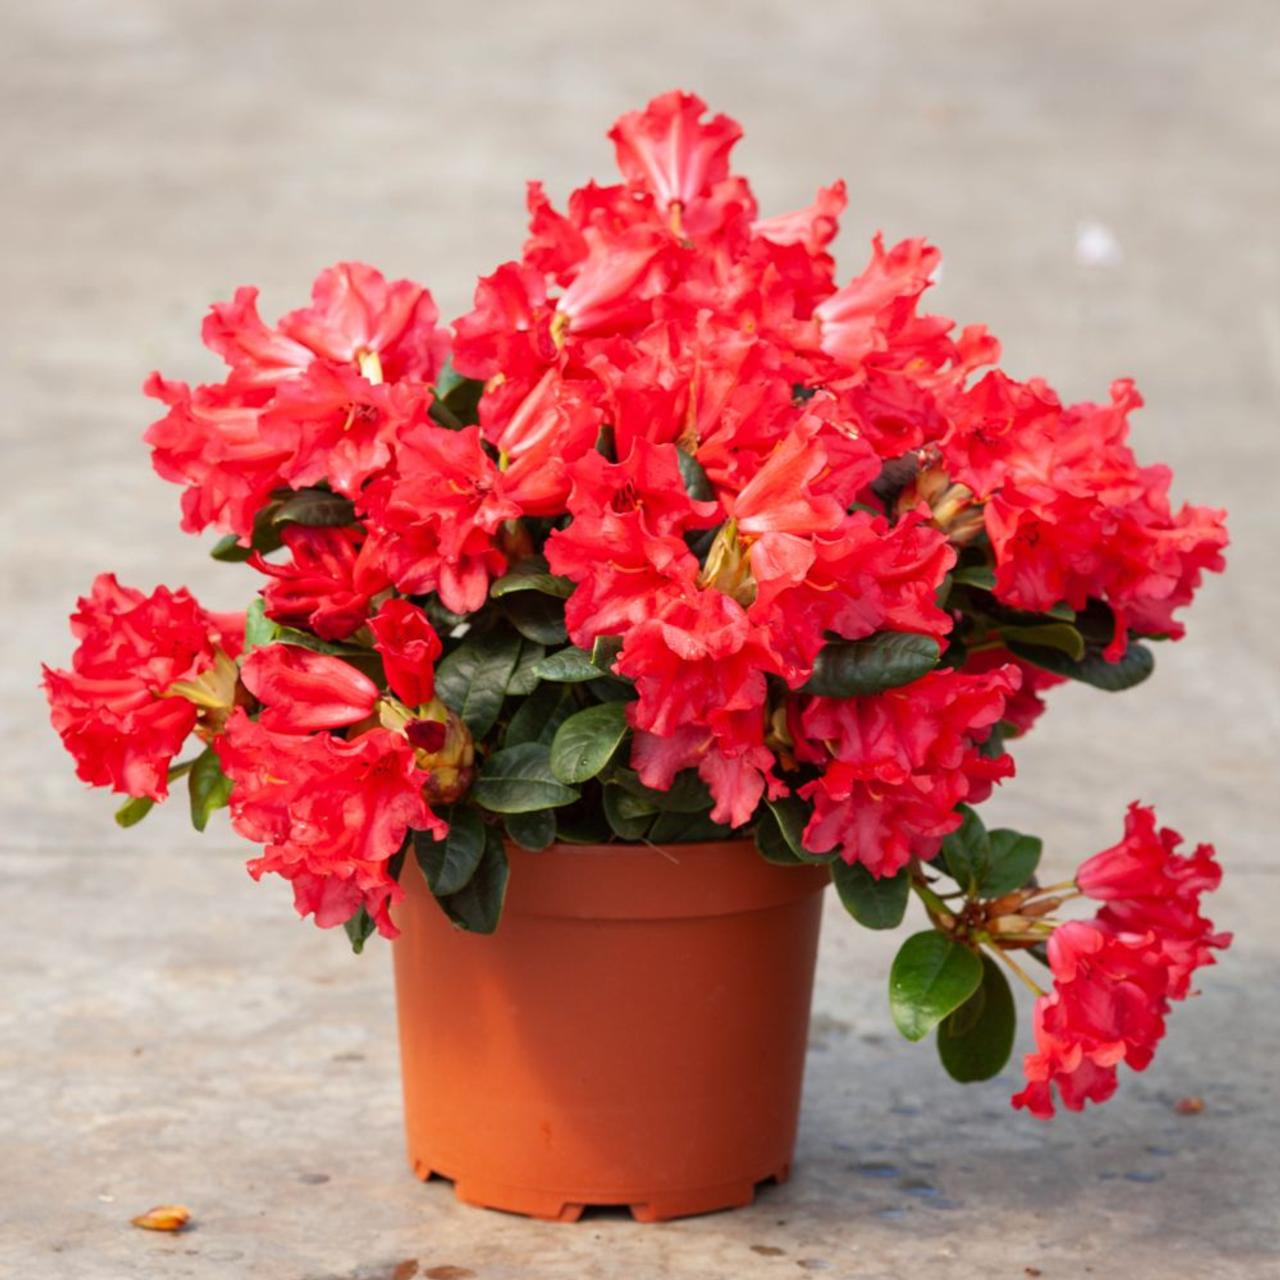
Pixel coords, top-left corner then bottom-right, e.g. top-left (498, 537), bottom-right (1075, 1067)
top-left (985, 939), bottom-right (1048, 998)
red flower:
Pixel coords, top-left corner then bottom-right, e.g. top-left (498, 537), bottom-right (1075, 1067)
top-left (253, 525), bottom-right (391, 641)
top-left (358, 423), bottom-right (520, 614)
top-left (240, 645), bottom-right (379, 734)
top-left (369, 599), bottom-right (442, 708)
top-left (42, 575), bottom-right (234, 800)
top-left (752, 180), bottom-right (847, 256)
top-left (962, 645), bottom-right (1065, 736)
top-left (608, 90), bottom-right (743, 213)
top-left (216, 710), bottom-right (443, 937)
top-left (796, 666), bottom-right (1019, 875)
top-left (1011, 920), bottom-right (1171, 1119)
top-left (204, 262), bottom-right (448, 389)
top-left (1076, 803), bottom-right (1231, 998)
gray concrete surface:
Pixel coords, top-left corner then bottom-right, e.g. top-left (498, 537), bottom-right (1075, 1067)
top-left (2, 2), bottom-right (1277, 1276)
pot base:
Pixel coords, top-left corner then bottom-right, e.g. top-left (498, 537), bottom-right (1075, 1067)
top-left (411, 1156), bottom-right (791, 1223)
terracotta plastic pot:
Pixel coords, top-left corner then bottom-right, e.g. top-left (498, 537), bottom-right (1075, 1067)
top-left (390, 838), bottom-right (829, 1222)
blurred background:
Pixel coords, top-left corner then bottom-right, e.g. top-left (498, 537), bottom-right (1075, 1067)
top-left (2, 2), bottom-right (1276, 1277)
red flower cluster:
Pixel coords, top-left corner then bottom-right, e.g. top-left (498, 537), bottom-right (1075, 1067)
top-left (42, 575), bottom-right (242, 800)
top-left (45, 90), bottom-right (1229, 1111)
top-left (1013, 805), bottom-right (1230, 1117)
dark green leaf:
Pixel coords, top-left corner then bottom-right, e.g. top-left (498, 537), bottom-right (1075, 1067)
top-left (983, 829), bottom-right (1043, 897)
top-left (610, 767), bottom-right (712, 813)
top-left (890, 931), bottom-right (984, 1042)
top-left (532, 647), bottom-right (601, 683)
top-left (434, 827), bottom-right (509, 933)
top-left (937, 954), bottom-right (1016, 1082)
top-left (760, 797), bottom-right (828, 863)
top-left (647, 809), bottom-right (736, 843)
top-left (999, 622), bottom-right (1086, 662)
top-left (343, 908), bottom-right (377, 955)
top-left (503, 683), bottom-right (573, 748)
top-left (272, 488), bottom-right (356, 528)
top-left (506, 642), bottom-right (546, 697)
top-left (590, 635), bottom-right (623, 675)
top-left (471, 743), bottom-right (580, 813)
top-left (942, 805), bottom-right (991, 895)
top-left (550, 702), bottom-right (630, 784)
top-left (676, 448), bottom-right (715, 503)
top-left (210, 534), bottom-right (253, 563)
top-left (1007, 637), bottom-right (1155, 692)
top-left (431, 360), bottom-right (485, 428)
top-left (502, 592), bottom-right (568, 646)
top-left (188, 747), bottom-right (232, 833)
top-left (504, 808), bottom-right (557, 851)
top-left (602, 784), bottom-right (655, 840)
top-left (802, 632), bottom-right (941, 698)
top-left (490, 556), bottom-right (575, 600)
top-left (114, 795), bottom-right (156, 828)
top-left (831, 861), bottom-right (909, 929)
top-left (435, 628), bottom-right (522, 737)
top-left (413, 808), bottom-right (486, 896)
top-left (952, 564), bottom-right (996, 590)
top-left (271, 627), bottom-right (373, 658)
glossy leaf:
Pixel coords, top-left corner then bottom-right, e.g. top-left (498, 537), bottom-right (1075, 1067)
top-left (984, 828), bottom-right (1043, 897)
top-left (490, 556), bottom-right (575, 599)
top-left (114, 795), bottom-right (156, 828)
top-left (550, 702), bottom-right (629, 785)
top-left (471, 743), bottom-right (580, 813)
top-left (941, 805), bottom-right (991, 895)
top-left (272, 488), bottom-right (356, 528)
top-left (611, 766), bottom-right (712, 813)
top-left (802, 632), bottom-right (941, 698)
top-left (951, 563), bottom-right (996, 590)
top-left (937, 954), bottom-right (1016, 1082)
top-left (504, 808), bottom-right (557, 851)
top-left (210, 534), bottom-right (252, 563)
top-left (503, 683), bottom-right (573, 748)
top-left (676, 447), bottom-right (715, 502)
top-left (831, 861), bottom-right (909, 929)
top-left (342, 907), bottom-right (377, 955)
top-left (1008, 637), bottom-right (1155, 692)
top-left (435, 628), bottom-right (522, 737)
top-left (602, 784), bottom-right (655, 840)
top-left (999, 621), bottom-right (1086, 662)
top-left (243, 598), bottom-right (277, 652)
top-left (648, 809), bottom-right (735, 843)
top-left (434, 827), bottom-right (509, 933)
top-left (414, 808), bottom-right (486, 896)
top-left (532, 647), bottom-right (601, 683)
top-left (502, 592), bottom-right (568, 646)
top-left (188, 747), bottom-right (232, 833)
top-left (889, 931), bottom-right (983, 1042)
top-left (506, 641), bottom-right (546, 697)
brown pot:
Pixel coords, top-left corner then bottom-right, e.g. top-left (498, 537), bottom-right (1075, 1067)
top-left (390, 838), bottom-right (828, 1222)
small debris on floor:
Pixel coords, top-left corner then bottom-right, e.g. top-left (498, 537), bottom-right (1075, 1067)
top-left (749, 1243), bottom-right (786, 1256)
top-left (1174, 1096), bottom-right (1205, 1115)
top-left (130, 1204), bottom-right (191, 1232)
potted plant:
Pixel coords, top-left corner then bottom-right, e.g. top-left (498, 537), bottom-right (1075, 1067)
top-left (44, 91), bottom-right (1230, 1222)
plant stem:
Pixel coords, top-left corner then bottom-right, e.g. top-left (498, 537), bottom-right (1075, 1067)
top-left (986, 940), bottom-right (1048, 998)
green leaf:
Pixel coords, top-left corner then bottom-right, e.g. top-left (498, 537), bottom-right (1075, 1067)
top-left (271, 627), bottom-right (373, 658)
top-left (1007, 637), bottom-right (1155, 692)
top-left (504, 808), bottom-right (557, 851)
top-left (647, 810), bottom-right (736, 843)
top-left (244, 598), bottom-right (277, 652)
top-left (272, 488), bottom-right (356, 528)
top-left (502, 592), bottom-right (568, 646)
top-left (951, 563), bottom-right (996, 590)
top-left (590, 635), bottom-right (623, 675)
top-left (759, 797), bottom-right (827, 863)
top-left (999, 622), bottom-right (1086, 662)
top-left (343, 908), bottom-right (377, 955)
top-left (114, 795), bottom-right (156, 828)
top-left (610, 767), bottom-right (712, 813)
top-left (503, 682), bottom-right (573, 748)
top-left (210, 534), bottom-right (253, 563)
top-left (413, 808), bottom-right (486, 896)
top-left (550, 702), bottom-right (630, 784)
top-left (533, 647), bottom-right (602, 683)
top-left (490, 556), bottom-right (575, 599)
top-left (434, 827), bottom-right (509, 933)
top-left (188, 747), bottom-right (232, 833)
top-left (676, 447), bottom-right (715, 502)
top-left (802, 632), bottom-right (941, 698)
top-left (937, 954), bottom-right (1016, 1082)
top-left (983, 829), bottom-right (1043, 897)
top-left (506, 642), bottom-right (546, 697)
top-left (471, 743), bottom-right (580, 813)
top-left (602, 784), bottom-right (656, 840)
top-left (941, 805), bottom-right (991, 895)
top-left (431, 360), bottom-right (485, 428)
top-left (831, 861), bottom-right (909, 929)
top-left (435, 628), bottom-right (522, 737)
top-left (890, 931), bottom-right (984, 1042)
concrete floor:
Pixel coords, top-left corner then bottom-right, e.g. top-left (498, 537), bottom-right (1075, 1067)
top-left (2, 1), bottom-right (1278, 1276)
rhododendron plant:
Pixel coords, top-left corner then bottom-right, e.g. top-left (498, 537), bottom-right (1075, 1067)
top-left (43, 91), bottom-right (1229, 1114)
